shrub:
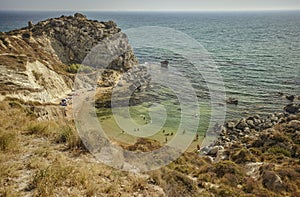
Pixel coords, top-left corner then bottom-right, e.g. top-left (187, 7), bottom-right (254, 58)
top-left (243, 177), bottom-right (258, 193)
top-left (56, 125), bottom-right (84, 150)
top-left (213, 160), bottom-right (243, 178)
top-left (26, 122), bottom-right (49, 136)
top-left (249, 147), bottom-right (262, 156)
top-left (220, 173), bottom-right (239, 187)
top-left (29, 165), bottom-right (74, 195)
top-left (231, 148), bottom-right (257, 164)
top-left (267, 147), bottom-right (291, 157)
top-left (67, 64), bottom-right (93, 74)
top-left (0, 130), bottom-right (17, 151)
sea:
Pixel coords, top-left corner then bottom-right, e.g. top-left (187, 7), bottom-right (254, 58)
top-left (1, 11), bottom-right (299, 140)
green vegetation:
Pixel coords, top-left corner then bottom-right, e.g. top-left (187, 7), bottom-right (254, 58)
top-left (267, 146), bottom-right (291, 157)
top-left (67, 64), bottom-right (93, 73)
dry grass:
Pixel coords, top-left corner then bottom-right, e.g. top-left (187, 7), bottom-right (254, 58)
top-left (26, 120), bottom-right (85, 151)
top-left (0, 130), bottom-right (17, 151)
top-left (29, 164), bottom-right (75, 196)
top-left (0, 101), bottom-right (151, 196)
top-left (1, 99), bottom-right (300, 196)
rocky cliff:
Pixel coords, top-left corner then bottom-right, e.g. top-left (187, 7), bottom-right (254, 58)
top-left (0, 13), bottom-right (138, 104)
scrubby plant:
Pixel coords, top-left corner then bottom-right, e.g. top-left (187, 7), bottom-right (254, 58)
top-left (271, 130), bottom-right (291, 143)
top-left (213, 160), bottom-right (243, 178)
top-left (29, 164), bottom-right (75, 195)
top-left (0, 130), bottom-right (17, 151)
top-left (267, 146), bottom-right (291, 157)
top-left (67, 64), bottom-right (93, 73)
top-left (220, 173), bottom-right (240, 187)
top-left (56, 124), bottom-right (84, 150)
top-left (231, 148), bottom-right (258, 164)
top-left (26, 122), bottom-right (49, 136)
top-left (249, 147), bottom-right (262, 156)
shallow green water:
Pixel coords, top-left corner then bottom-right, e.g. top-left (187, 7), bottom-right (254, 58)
top-left (97, 99), bottom-right (211, 145)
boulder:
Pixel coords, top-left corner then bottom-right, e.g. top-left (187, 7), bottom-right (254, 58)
top-left (246, 119), bottom-right (255, 128)
top-left (226, 97), bottom-right (238, 105)
top-left (270, 115), bottom-right (278, 122)
top-left (28, 21), bottom-right (33, 29)
top-left (285, 95), bottom-right (295, 102)
top-left (207, 146), bottom-right (223, 156)
top-left (284, 104), bottom-right (299, 114)
top-left (226, 121), bottom-right (235, 129)
top-left (287, 120), bottom-right (300, 130)
top-left (236, 119), bottom-right (248, 130)
top-left (74, 13), bottom-right (87, 19)
top-left (160, 60), bottom-right (169, 68)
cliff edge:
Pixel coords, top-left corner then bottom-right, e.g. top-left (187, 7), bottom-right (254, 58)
top-left (0, 13), bottom-right (137, 104)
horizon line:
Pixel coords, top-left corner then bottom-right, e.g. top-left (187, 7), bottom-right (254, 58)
top-left (1, 8), bottom-right (300, 12)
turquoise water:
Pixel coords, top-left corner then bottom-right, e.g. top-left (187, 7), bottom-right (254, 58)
top-left (1, 11), bottom-right (299, 121)
top-left (89, 11), bottom-right (300, 119)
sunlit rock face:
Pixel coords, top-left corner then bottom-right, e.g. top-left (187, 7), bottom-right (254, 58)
top-left (0, 13), bottom-right (138, 103)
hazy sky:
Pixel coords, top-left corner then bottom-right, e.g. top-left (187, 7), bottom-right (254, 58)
top-left (1, 0), bottom-right (300, 11)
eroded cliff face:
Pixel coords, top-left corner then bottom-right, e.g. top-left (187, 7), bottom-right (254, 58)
top-left (0, 13), bottom-right (138, 104)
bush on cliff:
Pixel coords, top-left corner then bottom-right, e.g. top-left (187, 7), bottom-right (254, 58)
top-left (67, 64), bottom-right (93, 73)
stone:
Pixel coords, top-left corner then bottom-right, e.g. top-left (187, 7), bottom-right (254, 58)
top-left (28, 21), bottom-right (33, 29)
top-left (284, 104), bottom-right (299, 114)
top-left (278, 117), bottom-right (286, 123)
top-left (207, 146), bottom-right (222, 156)
top-left (215, 149), bottom-right (229, 162)
top-left (287, 114), bottom-right (299, 121)
top-left (246, 119), bottom-right (255, 128)
top-left (285, 95), bottom-right (295, 102)
top-left (276, 113), bottom-right (284, 119)
top-left (226, 121), bottom-right (235, 129)
top-left (244, 127), bottom-right (250, 133)
top-left (236, 120), bottom-right (248, 130)
top-left (160, 60), bottom-right (169, 68)
top-left (226, 97), bottom-right (238, 105)
top-left (270, 115), bottom-right (278, 122)
top-left (74, 13), bottom-right (87, 19)
top-left (253, 114), bottom-right (261, 119)
top-left (22, 32), bottom-right (31, 39)
top-left (288, 120), bottom-right (300, 130)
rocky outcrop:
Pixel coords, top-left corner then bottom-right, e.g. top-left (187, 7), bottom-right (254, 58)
top-left (198, 101), bottom-right (300, 195)
top-left (213, 102), bottom-right (299, 150)
top-left (0, 13), bottom-right (138, 104)
top-left (226, 97), bottom-right (238, 105)
top-left (30, 105), bottom-right (67, 121)
top-left (29, 13), bottom-right (121, 65)
top-left (95, 64), bottom-right (151, 108)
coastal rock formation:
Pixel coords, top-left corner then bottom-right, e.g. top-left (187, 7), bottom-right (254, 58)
top-left (0, 13), bottom-right (138, 104)
top-left (198, 101), bottom-right (300, 195)
top-left (226, 97), bottom-right (238, 105)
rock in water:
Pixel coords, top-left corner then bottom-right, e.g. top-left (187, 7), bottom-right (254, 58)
top-left (160, 60), bottom-right (169, 68)
top-left (74, 13), bottom-right (86, 19)
top-left (226, 97), bottom-right (238, 105)
top-left (285, 95), bottom-right (295, 102)
top-left (284, 104), bottom-right (299, 114)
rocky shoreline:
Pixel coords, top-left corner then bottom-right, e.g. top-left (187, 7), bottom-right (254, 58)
top-left (1, 13), bottom-right (300, 196)
top-left (201, 101), bottom-right (300, 159)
